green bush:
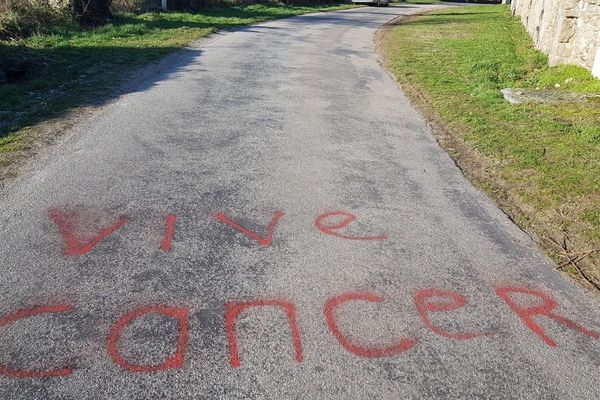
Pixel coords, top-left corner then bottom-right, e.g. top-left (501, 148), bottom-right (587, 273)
top-left (111, 0), bottom-right (162, 12)
top-left (0, 0), bottom-right (73, 39)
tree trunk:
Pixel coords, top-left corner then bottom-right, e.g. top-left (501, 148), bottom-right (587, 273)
top-left (72, 0), bottom-right (112, 26)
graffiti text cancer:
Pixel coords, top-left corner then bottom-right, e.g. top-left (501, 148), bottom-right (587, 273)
top-left (0, 286), bottom-right (597, 378)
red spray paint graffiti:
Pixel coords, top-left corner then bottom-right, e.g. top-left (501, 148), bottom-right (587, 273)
top-left (0, 305), bottom-right (75, 378)
top-left (49, 209), bottom-right (128, 256)
top-left (2, 288), bottom-right (598, 378)
top-left (324, 292), bottom-right (417, 357)
top-left (225, 299), bottom-right (303, 368)
top-left (414, 288), bottom-right (493, 340)
top-left (48, 208), bottom-right (392, 254)
top-left (214, 211), bottom-right (285, 247)
top-left (107, 305), bottom-right (189, 373)
top-left (496, 287), bottom-right (599, 347)
top-left (315, 211), bottom-right (388, 241)
top-left (161, 214), bottom-right (177, 252)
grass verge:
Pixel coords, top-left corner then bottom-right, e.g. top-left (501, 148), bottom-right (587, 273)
top-left (380, 5), bottom-right (600, 287)
top-left (0, 2), bottom-right (356, 171)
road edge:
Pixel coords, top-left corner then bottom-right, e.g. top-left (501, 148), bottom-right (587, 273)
top-left (0, 4), bottom-right (363, 192)
top-left (374, 8), bottom-right (600, 295)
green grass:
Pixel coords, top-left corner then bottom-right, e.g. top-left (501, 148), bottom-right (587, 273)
top-left (383, 5), bottom-right (600, 277)
top-left (0, 2), bottom-right (355, 147)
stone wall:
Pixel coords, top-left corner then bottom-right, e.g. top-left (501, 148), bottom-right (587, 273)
top-left (511, 0), bottom-right (600, 77)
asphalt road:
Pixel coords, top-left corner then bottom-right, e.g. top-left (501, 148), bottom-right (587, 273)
top-left (1, 4), bottom-right (600, 399)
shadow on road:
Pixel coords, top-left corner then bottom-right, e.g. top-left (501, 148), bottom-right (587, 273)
top-left (0, 3), bottom-right (437, 139)
top-left (0, 40), bottom-right (196, 139)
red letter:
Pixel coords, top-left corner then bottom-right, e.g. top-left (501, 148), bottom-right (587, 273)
top-left (161, 214), bottom-right (177, 252)
top-left (0, 305), bottom-right (74, 378)
top-left (214, 211), bottom-right (284, 246)
top-left (414, 288), bottom-right (492, 340)
top-left (315, 211), bottom-right (387, 241)
top-left (49, 209), bottom-right (128, 256)
top-left (225, 299), bottom-right (303, 368)
top-left (496, 287), bottom-right (599, 347)
top-left (324, 292), bottom-right (416, 357)
top-left (107, 306), bottom-right (189, 372)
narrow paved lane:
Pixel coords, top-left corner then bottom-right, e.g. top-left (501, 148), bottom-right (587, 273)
top-left (1, 4), bottom-right (599, 399)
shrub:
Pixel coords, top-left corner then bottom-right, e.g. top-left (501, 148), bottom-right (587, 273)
top-left (0, 0), bottom-right (72, 39)
top-left (111, 0), bottom-right (163, 12)
top-left (72, 0), bottom-right (113, 25)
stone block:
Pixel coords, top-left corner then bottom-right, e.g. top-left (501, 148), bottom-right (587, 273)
top-left (593, 48), bottom-right (600, 78)
top-left (511, 0), bottom-right (600, 75)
